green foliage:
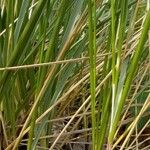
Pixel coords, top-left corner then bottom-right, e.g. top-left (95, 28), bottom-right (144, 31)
top-left (0, 0), bottom-right (149, 149)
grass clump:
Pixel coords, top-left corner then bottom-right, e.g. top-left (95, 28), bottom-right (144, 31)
top-left (0, 0), bottom-right (150, 149)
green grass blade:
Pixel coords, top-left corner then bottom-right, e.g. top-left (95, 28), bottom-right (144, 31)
top-left (88, 0), bottom-right (97, 149)
top-left (14, 0), bottom-right (30, 44)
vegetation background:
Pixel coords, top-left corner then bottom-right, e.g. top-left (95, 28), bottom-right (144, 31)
top-left (0, 0), bottom-right (150, 149)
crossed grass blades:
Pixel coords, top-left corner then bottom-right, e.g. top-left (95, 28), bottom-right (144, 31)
top-left (0, 0), bottom-right (150, 150)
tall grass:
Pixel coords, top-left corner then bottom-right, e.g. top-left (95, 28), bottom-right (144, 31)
top-left (88, 0), bottom-right (97, 149)
top-left (0, 0), bottom-right (150, 150)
